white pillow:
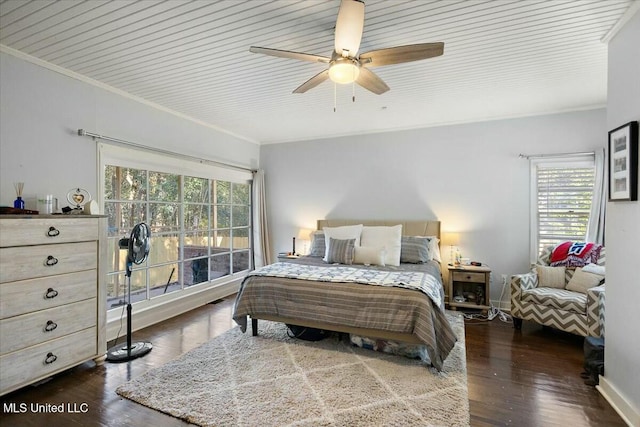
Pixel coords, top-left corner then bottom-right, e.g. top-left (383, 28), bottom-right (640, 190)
top-left (323, 224), bottom-right (363, 262)
top-left (536, 265), bottom-right (566, 289)
top-left (566, 267), bottom-right (604, 293)
top-left (354, 246), bottom-right (386, 266)
top-left (582, 263), bottom-right (605, 276)
top-left (360, 225), bottom-right (402, 266)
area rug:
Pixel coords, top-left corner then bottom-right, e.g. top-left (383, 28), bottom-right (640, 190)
top-left (116, 312), bottom-right (469, 426)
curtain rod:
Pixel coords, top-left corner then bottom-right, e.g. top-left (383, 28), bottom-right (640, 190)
top-left (77, 129), bottom-right (256, 173)
top-left (518, 151), bottom-right (595, 160)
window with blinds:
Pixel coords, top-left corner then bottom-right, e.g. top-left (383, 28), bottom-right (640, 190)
top-left (532, 159), bottom-right (595, 259)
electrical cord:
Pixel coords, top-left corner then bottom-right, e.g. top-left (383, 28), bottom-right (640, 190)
top-left (463, 273), bottom-right (512, 323)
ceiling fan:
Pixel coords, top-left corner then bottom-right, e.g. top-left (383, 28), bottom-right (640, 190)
top-left (250, 0), bottom-right (444, 96)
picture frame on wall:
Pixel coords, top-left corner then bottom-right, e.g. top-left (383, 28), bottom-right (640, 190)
top-left (608, 120), bottom-right (638, 201)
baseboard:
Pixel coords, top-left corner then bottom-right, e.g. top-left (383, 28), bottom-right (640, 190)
top-left (106, 279), bottom-right (241, 342)
top-left (597, 376), bottom-right (640, 427)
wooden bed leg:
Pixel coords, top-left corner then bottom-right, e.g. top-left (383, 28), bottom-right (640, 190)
top-left (251, 318), bottom-right (258, 336)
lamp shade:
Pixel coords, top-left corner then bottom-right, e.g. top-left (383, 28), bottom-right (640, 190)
top-left (297, 228), bottom-right (314, 241)
top-left (441, 232), bottom-right (460, 246)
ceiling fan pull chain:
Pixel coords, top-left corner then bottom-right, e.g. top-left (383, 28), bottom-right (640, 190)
top-left (352, 80), bottom-right (356, 103)
top-left (334, 82), bottom-right (337, 113)
top-left (352, 65), bottom-right (357, 102)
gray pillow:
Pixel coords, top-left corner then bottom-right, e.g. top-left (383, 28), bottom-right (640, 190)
top-left (308, 231), bottom-right (325, 257)
top-left (326, 238), bottom-right (355, 265)
top-left (400, 236), bottom-right (430, 263)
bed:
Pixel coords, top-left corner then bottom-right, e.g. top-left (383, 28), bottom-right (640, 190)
top-left (232, 220), bottom-right (457, 370)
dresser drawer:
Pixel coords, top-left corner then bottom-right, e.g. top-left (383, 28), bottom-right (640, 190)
top-left (0, 270), bottom-right (97, 319)
top-left (0, 217), bottom-right (98, 247)
top-left (452, 271), bottom-right (486, 283)
top-left (0, 299), bottom-right (96, 354)
top-left (0, 328), bottom-right (97, 395)
top-left (0, 241), bottom-right (96, 283)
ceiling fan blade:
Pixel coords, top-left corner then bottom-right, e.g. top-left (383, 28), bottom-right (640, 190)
top-left (359, 42), bottom-right (444, 67)
top-left (293, 69), bottom-right (330, 93)
top-left (250, 46), bottom-right (330, 63)
top-left (355, 67), bottom-right (389, 95)
top-left (334, 0), bottom-right (365, 57)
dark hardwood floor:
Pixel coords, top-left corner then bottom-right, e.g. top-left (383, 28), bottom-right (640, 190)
top-left (0, 298), bottom-right (624, 427)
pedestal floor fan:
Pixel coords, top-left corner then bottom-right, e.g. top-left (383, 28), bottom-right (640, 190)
top-left (106, 222), bottom-right (153, 362)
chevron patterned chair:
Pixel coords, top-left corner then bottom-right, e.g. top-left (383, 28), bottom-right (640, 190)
top-left (510, 244), bottom-right (605, 337)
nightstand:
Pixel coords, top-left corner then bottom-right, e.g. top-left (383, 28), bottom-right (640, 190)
top-left (447, 265), bottom-right (491, 312)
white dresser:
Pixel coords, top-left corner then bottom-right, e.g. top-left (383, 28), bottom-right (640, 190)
top-left (0, 215), bottom-right (107, 396)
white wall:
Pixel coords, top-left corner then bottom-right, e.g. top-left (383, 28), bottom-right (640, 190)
top-left (601, 9), bottom-right (640, 425)
top-left (0, 52), bottom-right (259, 208)
top-left (260, 109), bottom-right (606, 305)
top-left (0, 51), bottom-right (261, 341)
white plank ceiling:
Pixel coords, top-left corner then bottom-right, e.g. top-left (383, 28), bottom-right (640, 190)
top-left (0, 0), bottom-right (634, 144)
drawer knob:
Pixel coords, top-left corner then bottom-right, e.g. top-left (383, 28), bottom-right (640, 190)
top-left (44, 352), bottom-right (58, 365)
top-left (47, 226), bottom-right (60, 237)
top-left (45, 255), bottom-right (59, 266)
top-left (45, 288), bottom-right (59, 299)
top-left (466, 275), bottom-right (471, 280)
top-left (44, 320), bottom-right (58, 332)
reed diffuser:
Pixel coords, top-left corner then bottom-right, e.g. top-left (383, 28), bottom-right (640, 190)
top-left (13, 182), bottom-right (25, 209)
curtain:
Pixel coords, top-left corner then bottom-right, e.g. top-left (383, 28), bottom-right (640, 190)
top-left (586, 147), bottom-right (606, 245)
top-left (252, 169), bottom-right (271, 268)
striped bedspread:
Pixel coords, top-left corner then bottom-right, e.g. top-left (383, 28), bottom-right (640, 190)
top-left (246, 262), bottom-right (443, 308)
top-left (232, 259), bottom-right (457, 371)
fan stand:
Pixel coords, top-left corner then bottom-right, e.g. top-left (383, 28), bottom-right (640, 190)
top-left (106, 252), bottom-right (153, 362)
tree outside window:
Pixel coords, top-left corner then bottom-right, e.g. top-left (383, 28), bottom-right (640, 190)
top-left (104, 166), bottom-right (252, 308)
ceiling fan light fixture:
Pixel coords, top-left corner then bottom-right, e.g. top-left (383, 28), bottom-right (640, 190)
top-left (329, 60), bottom-right (360, 84)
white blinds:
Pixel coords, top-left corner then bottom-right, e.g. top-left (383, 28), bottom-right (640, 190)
top-left (535, 162), bottom-right (595, 256)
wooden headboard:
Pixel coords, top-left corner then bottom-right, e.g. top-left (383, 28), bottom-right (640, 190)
top-left (317, 220), bottom-right (440, 238)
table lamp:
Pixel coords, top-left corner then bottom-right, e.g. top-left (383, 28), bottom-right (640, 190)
top-left (441, 232), bottom-right (460, 266)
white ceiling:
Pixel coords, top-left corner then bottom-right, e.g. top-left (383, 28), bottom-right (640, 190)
top-left (0, 0), bottom-right (634, 144)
